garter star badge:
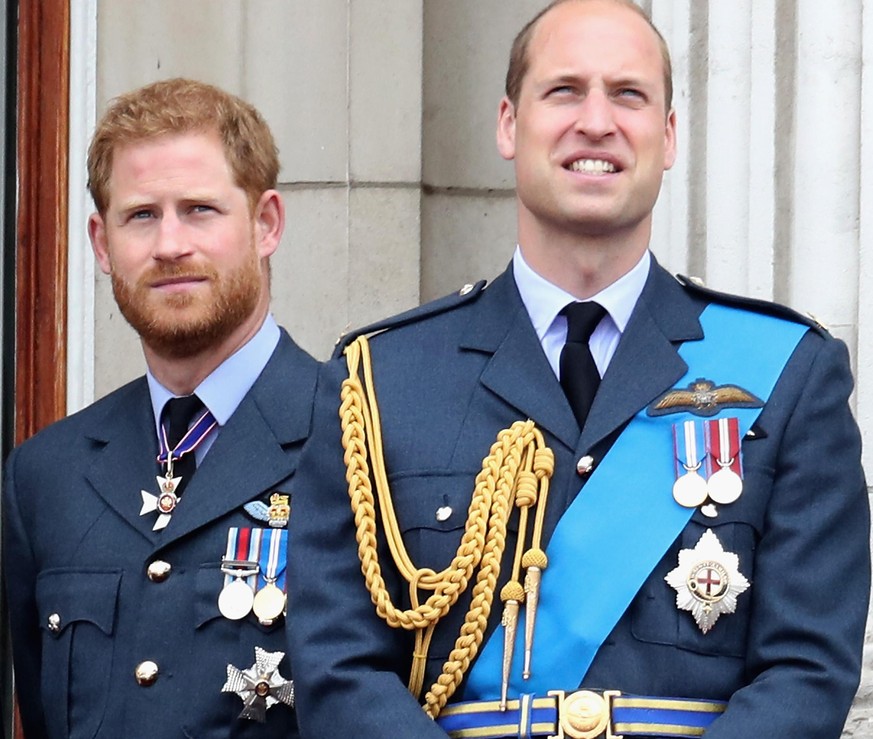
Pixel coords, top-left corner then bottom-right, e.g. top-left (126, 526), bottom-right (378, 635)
top-left (665, 529), bottom-right (750, 633)
top-left (222, 647), bottom-right (295, 722)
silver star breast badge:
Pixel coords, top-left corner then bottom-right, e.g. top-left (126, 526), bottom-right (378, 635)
top-left (222, 647), bottom-right (295, 722)
top-left (665, 528), bottom-right (750, 634)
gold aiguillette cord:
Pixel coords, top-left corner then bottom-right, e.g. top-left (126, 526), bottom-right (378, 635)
top-left (340, 336), bottom-right (554, 718)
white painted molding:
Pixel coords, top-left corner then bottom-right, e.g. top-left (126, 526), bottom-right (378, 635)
top-left (67, 0), bottom-right (97, 414)
top-left (857, 0), bottom-right (873, 471)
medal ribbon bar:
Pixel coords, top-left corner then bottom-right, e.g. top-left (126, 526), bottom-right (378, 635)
top-left (705, 417), bottom-right (742, 477)
top-left (223, 527), bottom-right (262, 590)
top-left (257, 528), bottom-right (288, 592)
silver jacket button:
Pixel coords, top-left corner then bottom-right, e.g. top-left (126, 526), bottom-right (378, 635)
top-left (435, 505), bottom-right (453, 522)
top-left (147, 560), bottom-right (172, 583)
top-left (135, 660), bottom-right (159, 686)
top-left (576, 455), bottom-right (595, 475)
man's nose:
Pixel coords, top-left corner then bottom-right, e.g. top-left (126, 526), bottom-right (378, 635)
top-left (574, 88), bottom-right (616, 140)
top-left (152, 214), bottom-right (193, 261)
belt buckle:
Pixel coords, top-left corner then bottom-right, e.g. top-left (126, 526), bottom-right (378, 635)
top-left (547, 689), bottom-right (622, 739)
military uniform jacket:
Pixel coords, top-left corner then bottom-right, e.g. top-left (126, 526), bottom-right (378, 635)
top-left (3, 329), bottom-right (317, 739)
top-left (288, 260), bottom-right (870, 739)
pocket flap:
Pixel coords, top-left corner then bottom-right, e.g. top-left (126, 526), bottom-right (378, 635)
top-left (388, 471), bottom-right (483, 533)
top-left (35, 568), bottom-right (122, 637)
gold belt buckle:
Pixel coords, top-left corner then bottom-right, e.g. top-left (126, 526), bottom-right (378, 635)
top-left (547, 689), bottom-right (623, 739)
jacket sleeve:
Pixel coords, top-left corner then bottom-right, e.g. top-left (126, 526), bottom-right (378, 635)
top-left (705, 333), bottom-right (870, 737)
top-left (3, 444), bottom-right (50, 738)
top-left (288, 359), bottom-right (451, 738)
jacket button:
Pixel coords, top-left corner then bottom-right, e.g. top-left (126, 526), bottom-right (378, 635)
top-left (576, 455), bottom-right (595, 475)
top-left (147, 560), bottom-right (172, 582)
top-left (47, 613), bottom-right (61, 633)
top-left (135, 660), bottom-right (159, 686)
top-left (435, 505), bottom-right (453, 522)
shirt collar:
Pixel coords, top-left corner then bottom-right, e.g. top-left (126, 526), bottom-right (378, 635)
top-left (147, 314), bottom-right (281, 436)
top-left (512, 246), bottom-right (650, 340)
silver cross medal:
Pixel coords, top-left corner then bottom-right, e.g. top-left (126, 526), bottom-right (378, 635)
top-left (222, 647), bottom-right (295, 722)
top-left (140, 456), bottom-right (182, 531)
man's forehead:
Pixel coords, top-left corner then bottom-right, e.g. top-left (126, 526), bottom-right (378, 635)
top-left (112, 129), bottom-right (221, 158)
top-left (528, 0), bottom-right (663, 66)
top-left (522, 1), bottom-right (666, 90)
top-left (109, 132), bottom-right (232, 183)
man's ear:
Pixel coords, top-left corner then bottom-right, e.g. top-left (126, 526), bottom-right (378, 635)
top-left (89, 213), bottom-right (112, 275)
top-left (253, 190), bottom-right (284, 259)
top-left (496, 96), bottom-right (518, 162)
top-left (663, 108), bottom-right (677, 171)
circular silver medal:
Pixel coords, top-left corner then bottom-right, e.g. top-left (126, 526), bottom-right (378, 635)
top-left (253, 583), bottom-right (286, 623)
top-left (218, 578), bottom-right (255, 620)
top-left (672, 470), bottom-right (708, 508)
top-left (707, 467), bottom-right (743, 505)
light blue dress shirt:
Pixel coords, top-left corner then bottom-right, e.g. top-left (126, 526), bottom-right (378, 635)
top-left (147, 314), bottom-right (281, 463)
top-left (512, 247), bottom-right (649, 380)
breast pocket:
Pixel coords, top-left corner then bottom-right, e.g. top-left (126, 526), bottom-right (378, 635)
top-left (187, 562), bottom-right (293, 739)
top-left (35, 568), bottom-right (121, 739)
top-left (389, 470), bottom-right (511, 576)
top-left (628, 460), bottom-right (772, 659)
top-left (390, 470), bottom-right (519, 664)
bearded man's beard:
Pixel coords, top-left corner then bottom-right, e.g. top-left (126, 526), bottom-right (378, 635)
top-left (111, 254), bottom-right (263, 359)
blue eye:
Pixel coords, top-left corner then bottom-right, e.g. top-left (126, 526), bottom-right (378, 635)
top-left (617, 88), bottom-right (646, 101)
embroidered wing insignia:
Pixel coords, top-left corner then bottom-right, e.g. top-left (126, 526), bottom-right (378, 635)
top-left (648, 378), bottom-right (763, 417)
top-left (243, 500), bottom-right (271, 523)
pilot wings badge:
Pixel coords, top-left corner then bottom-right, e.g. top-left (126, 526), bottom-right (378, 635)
top-left (649, 378), bottom-right (763, 417)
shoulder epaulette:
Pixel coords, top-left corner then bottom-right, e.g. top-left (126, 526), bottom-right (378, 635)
top-left (676, 274), bottom-right (831, 335)
top-left (332, 280), bottom-right (488, 358)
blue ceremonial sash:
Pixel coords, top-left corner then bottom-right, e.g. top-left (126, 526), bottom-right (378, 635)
top-left (464, 303), bottom-right (808, 699)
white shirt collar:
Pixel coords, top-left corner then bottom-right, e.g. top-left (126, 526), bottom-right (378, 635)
top-left (512, 247), bottom-right (650, 378)
top-left (513, 247), bottom-right (649, 339)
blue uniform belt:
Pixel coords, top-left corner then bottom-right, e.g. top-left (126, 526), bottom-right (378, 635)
top-left (437, 690), bottom-right (727, 738)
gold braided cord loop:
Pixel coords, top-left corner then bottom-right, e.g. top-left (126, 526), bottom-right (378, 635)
top-left (340, 336), bottom-right (554, 717)
top-left (423, 423), bottom-right (553, 717)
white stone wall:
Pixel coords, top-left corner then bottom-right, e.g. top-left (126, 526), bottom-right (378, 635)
top-left (75, 2), bottom-right (873, 732)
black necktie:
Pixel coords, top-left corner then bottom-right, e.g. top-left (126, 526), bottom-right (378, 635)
top-left (163, 394), bottom-right (204, 492)
top-left (560, 302), bottom-right (606, 430)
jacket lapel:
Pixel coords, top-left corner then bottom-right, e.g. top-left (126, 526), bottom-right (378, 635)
top-left (463, 260), bottom-right (705, 456)
top-left (580, 261), bottom-right (704, 451)
top-left (159, 331), bottom-right (317, 545)
top-left (461, 268), bottom-right (580, 451)
top-left (83, 379), bottom-right (164, 545)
